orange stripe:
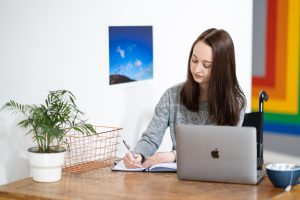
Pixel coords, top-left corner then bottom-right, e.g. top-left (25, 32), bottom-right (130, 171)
top-left (273, 0), bottom-right (288, 99)
top-left (252, 0), bottom-right (288, 99)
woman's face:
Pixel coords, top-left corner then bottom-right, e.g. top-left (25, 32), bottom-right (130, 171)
top-left (190, 41), bottom-right (213, 86)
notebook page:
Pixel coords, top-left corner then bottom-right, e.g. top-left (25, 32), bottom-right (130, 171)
top-left (112, 160), bottom-right (145, 171)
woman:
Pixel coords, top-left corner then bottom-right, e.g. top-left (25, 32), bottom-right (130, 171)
top-left (123, 28), bottom-right (246, 168)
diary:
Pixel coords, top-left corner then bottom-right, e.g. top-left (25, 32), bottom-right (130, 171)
top-left (112, 160), bottom-right (176, 172)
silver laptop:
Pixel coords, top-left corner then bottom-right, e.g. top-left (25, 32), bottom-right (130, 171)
top-left (175, 124), bottom-right (265, 184)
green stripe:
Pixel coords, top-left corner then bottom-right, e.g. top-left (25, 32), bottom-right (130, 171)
top-left (265, 112), bottom-right (300, 124)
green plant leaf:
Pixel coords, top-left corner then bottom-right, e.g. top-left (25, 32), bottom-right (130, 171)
top-left (1, 89), bottom-right (96, 153)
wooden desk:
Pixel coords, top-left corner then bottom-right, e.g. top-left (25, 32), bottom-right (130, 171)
top-left (0, 166), bottom-right (299, 200)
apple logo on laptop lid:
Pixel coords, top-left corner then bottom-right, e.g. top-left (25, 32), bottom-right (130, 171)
top-left (211, 148), bottom-right (220, 159)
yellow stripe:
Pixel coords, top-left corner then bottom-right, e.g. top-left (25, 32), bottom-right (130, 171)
top-left (252, 0), bottom-right (299, 114)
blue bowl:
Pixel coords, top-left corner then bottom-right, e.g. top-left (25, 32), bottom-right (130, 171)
top-left (266, 163), bottom-right (300, 188)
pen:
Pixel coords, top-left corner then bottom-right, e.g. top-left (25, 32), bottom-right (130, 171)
top-left (123, 140), bottom-right (137, 159)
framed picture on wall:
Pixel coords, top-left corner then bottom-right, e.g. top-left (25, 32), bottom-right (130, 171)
top-left (108, 26), bottom-right (153, 85)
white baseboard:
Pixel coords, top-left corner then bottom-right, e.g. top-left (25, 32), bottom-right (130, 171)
top-left (264, 150), bottom-right (300, 165)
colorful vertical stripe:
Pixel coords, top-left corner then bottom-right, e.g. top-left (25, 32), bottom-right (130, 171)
top-left (252, 0), bottom-right (300, 135)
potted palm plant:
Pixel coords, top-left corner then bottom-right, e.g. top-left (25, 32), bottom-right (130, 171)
top-left (1, 90), bottom-right (96, 182)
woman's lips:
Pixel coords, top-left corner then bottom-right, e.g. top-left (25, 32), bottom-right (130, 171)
top-left (194, 74), bottom-right (203, 79)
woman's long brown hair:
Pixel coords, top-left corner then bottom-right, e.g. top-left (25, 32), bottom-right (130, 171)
top-left (180, 28), bottom-right (246, 125)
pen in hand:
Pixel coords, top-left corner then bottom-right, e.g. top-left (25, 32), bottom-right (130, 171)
top-left (123, 140), bottom-right (137, 159)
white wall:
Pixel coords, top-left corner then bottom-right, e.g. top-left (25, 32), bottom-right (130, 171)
top-left (0, 0), bottom-right (253, 184)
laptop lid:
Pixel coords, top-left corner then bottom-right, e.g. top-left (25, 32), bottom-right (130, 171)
top-left (176, 124), bottom-right (263, 184)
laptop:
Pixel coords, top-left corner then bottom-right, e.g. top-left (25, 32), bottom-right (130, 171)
top-left (175, 124), bottom-right (265, 184)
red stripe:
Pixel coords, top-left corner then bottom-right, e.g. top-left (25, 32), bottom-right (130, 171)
top-left (253, 0), bottom-right (276, 87)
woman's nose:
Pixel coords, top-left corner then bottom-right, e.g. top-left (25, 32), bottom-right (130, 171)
top-left (195, 63), bottom-right (205, 72)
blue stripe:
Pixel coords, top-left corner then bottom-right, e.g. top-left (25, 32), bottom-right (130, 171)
top-left (264, 122), bottom-right (300, 136)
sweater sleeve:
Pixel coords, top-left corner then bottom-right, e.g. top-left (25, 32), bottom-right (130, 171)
top-left (133, 89), bottom-right (171, 158)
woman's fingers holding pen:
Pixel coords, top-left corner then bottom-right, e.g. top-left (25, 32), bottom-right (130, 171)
top-left (123, 152), bottom-right (143, 168)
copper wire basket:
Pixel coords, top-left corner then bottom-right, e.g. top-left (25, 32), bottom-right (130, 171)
top-left (62, 126), bottom-right (122, 174)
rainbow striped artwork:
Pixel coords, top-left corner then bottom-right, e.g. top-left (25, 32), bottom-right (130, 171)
top-left (252, 0), bottom-right (300, 135)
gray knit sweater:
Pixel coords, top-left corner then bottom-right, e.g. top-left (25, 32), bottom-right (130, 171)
top-left (133, 83), bottom-right (245, 158)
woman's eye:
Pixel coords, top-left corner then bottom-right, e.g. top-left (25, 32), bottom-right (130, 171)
top-left (192, 59), bottom-right (198, 63)
top-left (203, 64), bottom-right (212, 68)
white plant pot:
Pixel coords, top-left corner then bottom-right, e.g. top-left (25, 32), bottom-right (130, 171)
top-left (28, 147), bottom-right (66, 182)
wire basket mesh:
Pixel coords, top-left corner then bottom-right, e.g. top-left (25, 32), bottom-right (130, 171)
top-left (62, 126), bottom-right (122, 174)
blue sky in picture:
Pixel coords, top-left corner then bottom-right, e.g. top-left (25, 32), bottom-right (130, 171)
top-left (109, 26), bottom-right (153, 83)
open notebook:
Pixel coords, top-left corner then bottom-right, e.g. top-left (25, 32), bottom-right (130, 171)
top-left (112, 160), bottom-right (177, 172)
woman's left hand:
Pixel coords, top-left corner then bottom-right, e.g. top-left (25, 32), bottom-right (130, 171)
top-left (142, 151), bottom-right (176, 168)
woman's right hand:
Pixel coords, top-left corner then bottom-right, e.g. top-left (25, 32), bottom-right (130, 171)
top-left (123, 152), bottom-right (143, 168)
